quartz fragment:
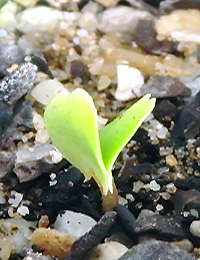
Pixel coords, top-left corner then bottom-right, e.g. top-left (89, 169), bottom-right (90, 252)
top-left (65, 211), bottom-right (117, 260)
top-left (54, 210), bottom-right (97, 239)
top-left (155, 9), bottom-right (200, 43)
top-left (89, 241), bottom-right (128, 260)
top-left (17, 6), bottom-right (63, 35)
top-left (98, 6), bottom-right (152, 34)
top-left (115, 65), bottom-right (144, 100)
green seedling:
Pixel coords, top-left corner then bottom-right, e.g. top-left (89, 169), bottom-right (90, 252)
top-left (44, 88), bottom-right (156, 195)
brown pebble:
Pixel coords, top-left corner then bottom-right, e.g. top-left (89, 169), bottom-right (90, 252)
top-left (31, 228), bottom-right (76, 258)
top-left (38, 215), bottom-right (50, 228)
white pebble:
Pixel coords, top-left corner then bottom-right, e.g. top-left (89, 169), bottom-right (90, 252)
top-left (156, 126), bottom-right (168, 139)
top-left (79, 12), bottom-right (98, 32)
top-left (98, 6), bottom-right (152, 34)
top-left (32, 111), bottom-right (45, 131)
top-left (166, 183), bottom-right (177, 194)
top-left (31, 79), bottom-right (66, 105)
top-left (190, 220), bottom-right (200, 237)
top-left (89, 241), bottom-right (128, 260)
top-left (54, 210), bottom-right (96, 239)
top-left (8, 191), bottom-right (23, 208)
top-left (35, 129), bottom-right (49, 144)
top-left (149, 180), bottom-right (160, 191)
top-left (49, 149), bottom-right (63, 164)
top-left (17, 6), bottom-right (63, 34)
top-left (156, 204), bottom-right (164, 212)
top-left (115, 65), bottom-right (144, 101)
top-left (97, 75), bottom-right (111, 90)
top-left (17, 205), bottom-right (29, 216)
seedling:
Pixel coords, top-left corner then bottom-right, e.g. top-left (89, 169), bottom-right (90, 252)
top-left (44, 88), bottom-right (155, 207)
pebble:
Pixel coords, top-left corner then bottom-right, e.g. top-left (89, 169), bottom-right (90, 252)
top-left (149, 180), bottom-right (160, 191)
top-left (31, 228), bottom-right (76, 258)
top-left (172, 239), bottom-right (193, 253)
top-left (0, 1), bottom-right (18, 32)
top-left (14, 143), bottom-right (56, 182)
top-left (89, 241), bottom-right (128, 260)
top-left (0, 62), bottom-right (37, 106)
top-left (165, 154), bottom-right (178, 166)
top-left (156, 9), bottom-right (200, 44)
top-left (190, 220), bottom-right (200, 237)
top-left (115, 65), bottom-right (144, 100)
top-left (114, 205), bottom-right (136, 237)
top-left (141, 75), bottom-right (191, 98)
top-left (171, 91), bottom-right (200, 146)
top-left (159, 146), bottom-right (174, 156)
top-left (0, 217), bottom-right (36, 258)
top-left (97, 75), bottom-right (111, 90)
top-left (17, 6), bottom-right (64, 35)
top-left (31, 79), bottom-right (66, 106)
top-left (156, 126), bottom-right (168, 139)
top-left (98, 6), bottom-right (152, 34)
top-left (53, 210), bottom-right (97, 239)
top-left (14, 0), bottom-right (38, 7)
top-left (135, 214), bottom-right (186, 240)
top-left (64, 211), bottom-right (117, 260)
top-left (166, 183), bottom-right (177, 194)
top-left (23, 253), bottom-right (52, 260)
top-left (118, 240), bottom-right (197, 260)
top-left (0, 151), bottom-right (16, 178)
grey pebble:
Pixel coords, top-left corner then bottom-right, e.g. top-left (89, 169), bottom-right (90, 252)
top-left (0, 62), bottom-right (37, 105)
top-left (118, 239), bottom-right (197, 260)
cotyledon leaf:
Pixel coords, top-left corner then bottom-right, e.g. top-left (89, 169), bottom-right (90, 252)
top-left (99, 94), bottom-right (156, 173)
top-left (44, 88), bottom-right (113, 195)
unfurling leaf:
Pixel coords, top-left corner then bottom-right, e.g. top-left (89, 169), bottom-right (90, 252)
top-left (44, 88), bottom-right (156, 195)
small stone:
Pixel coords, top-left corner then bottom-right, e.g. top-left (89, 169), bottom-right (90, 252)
top-left (155, 9), bottom-right (200, 43)
top-left (172, 239), bottom-right (193, 253)
top-left (135, 214), bottom-right (186, 239)
top-left (17, 6), bottom-right (63, 35)
top-left (156, 127), bottom-right (168, 139)
top-left (14, 0), bottom-right (38, 7)
top-left (156, 204), bottom-right (164, 212)
top-left (165, 154), bottom-right (178, 167)
top-left (166, 183), bottom-right (177, 194)
top-left (31, 228), bottom-right (76, 258)
top-left (0, 62), bottom-right (37, 106)
top-left (97, 75), bottom-right (111, 90)
top-left (0, 151), bottom-right (16, 178)
top-left (70, 60), bottom-right (90, 81)
top-left (149, 180), bottom-right (160, 191)
top-left (79, 11), bottom-right (98, 32)
top-left (159, 146), bottom-right (174, 156)
top-left (98, 6), bottom-right (152, 34)
top-left (17, 205), bottom-right (29, 216)
top-left (8, 191), bottom-right (23, 208)
top-left (190, 220), bottom-right (200, 237)
top-left (114, 205), bottom-right (136, 237)
top-left (65, 212), bottom-right (117, 260)
top-left (54, 210), bottom-right (97, 239)
top-left (89, 241), bottom-right (128, 260)
top-left (96, 0), bottom-right (119, 7)
top-left (115, 65), bottom-right (144, 101)
top-left (31, 79), bottom-right (66, 106)
top-left (23, 253), bottom-right (52, 260)
top-left (141, 75), bottom-right (191, 98)
top-left (118, 240), bottom-right (197, 260)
